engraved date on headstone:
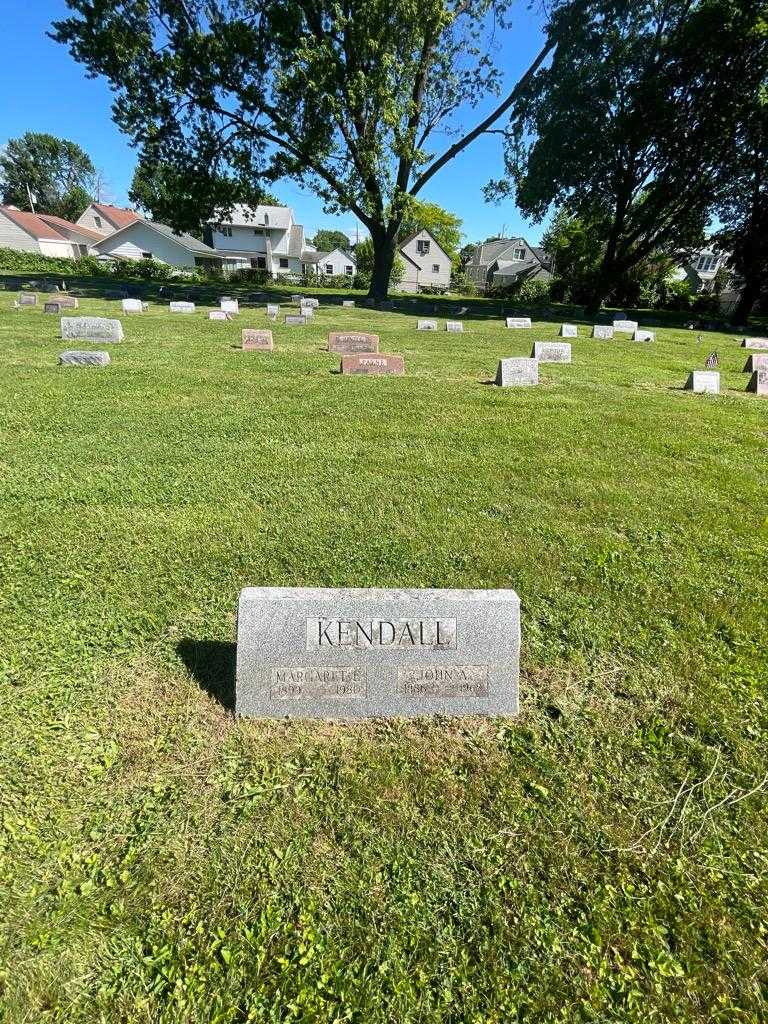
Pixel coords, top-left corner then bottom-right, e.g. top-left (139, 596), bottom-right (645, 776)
top-left (270, 666), bottom-right (367, 699)
top-left (397, 665), bottom-right (489, 698)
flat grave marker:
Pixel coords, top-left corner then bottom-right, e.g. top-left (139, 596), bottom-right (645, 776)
top-left (505, 317), bottom-right (532, 329)
top-left (532, 341), bottom-right (571, 363)
top-left (236, 586), bottom-right (520, 719)
top-left (169, 301), bottom-right (195, 313)
top-left (496, 358), bottom-right (539, 386)
top-left (747, 368), bottom-right (768, 396)
top-left (59, 350), bottom-right (111, 367)
top-left (342, 300), bottom-right (355, 307)
top-left (418, 319), bottom-right (438, 331)
top-left (328, 332), bottom-right (379, 354)
top-left (242, 329), bottom-right (274, 351)
top-left (209, 310), bottom-right (230, 320)
top-left (684, 370), bottom-right (720, 394)
top-left (61, 316), bottom-right (124, 343)
top-left (285, 314), bottom-right (307, 326)
top-left (560, 323), bottom-right (577, 337)
top-left (340, 353), bottom-right (404, 375)
top-left (741, 337), bottom-right (768, 350)
top-left (592, 325), bottom-right (614, 339)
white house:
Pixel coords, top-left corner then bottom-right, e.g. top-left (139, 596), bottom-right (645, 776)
top-left (397, 229), bottom-right (452, 293)
top-left (93, 218), bottom-right (222, 269)
top-left (77, 202), bottom-right (143, 236)
top-left (205, 204), bottom-right (317, 276)
top-left (465, 237), bottom-right (552, 292)
top-left (0, 205), bottom-right (103, 258)
top-left (306, 247), bottom-right (356, 278)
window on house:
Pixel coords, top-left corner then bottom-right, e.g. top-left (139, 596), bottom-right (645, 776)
top-left (417, 239), bottom-right (431, 255)
top-left (345, 265), bottom-right (353, 275)
top-left (264, 213), bottom-right (270, 226)
top-left (279, 257), bottom-right (289, 269)
top-left (93, 215), bottom-right (102, 228)
top-left (325, 263), bottom-right (334, 275)
top-left (696, 255), bottom-right (718, 271)
top-left (251, 256), bottom-right (266, 269)
top-left (253, 227), bottom-right (263, 236)
top-left (141, 251), bottom-right (153, 259)
top-left (432, 263), bottom-right (440, 273)
top-left (513, 247), bottom-right (526, 261)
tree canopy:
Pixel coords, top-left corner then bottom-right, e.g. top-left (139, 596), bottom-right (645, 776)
top-left (0, 132), bottom-right (96, 222)
top-left (492, 0), bottom-right (767, 312)
top-left (311, 229), bottom-right (352, 254)
top-left (52, 0), bottom-right (555, 298)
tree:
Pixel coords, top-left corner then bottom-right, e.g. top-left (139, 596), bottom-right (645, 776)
top-left (491, 0), bottom-right (764, 314)
top-left (354, 237), bottom-right (404, 287)
top-left (398, 200), bottom-right (462, 262)
top-left (311, 229), bottom-right (352, 253)
top-left (128, 146), bottom-right (281, 232)
top-left (540, 208), bottom-right (604, 303)
top-left (713, 86), bottom-right (768, 324)
top-left (0, 132), bottom-right (96, 221)
top-left (52, 0), bottom-right (557, 300)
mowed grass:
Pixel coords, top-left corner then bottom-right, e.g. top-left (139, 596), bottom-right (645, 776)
top-left (0, 288), bottom-right (767, 1023)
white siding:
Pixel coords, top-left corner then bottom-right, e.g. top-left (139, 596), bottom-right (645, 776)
top-left (399, 230), bottom-right (451, 291)
top-left (39, 240), bottom-right (78, 259)
top-left (97, 223), bottom-right (200, 267)
top-left (0, 213), bottom-right (39, 253)
top-left (77, 205), bottom-right (110, 235)
top-left (315, 250), bottom-right (355, 277)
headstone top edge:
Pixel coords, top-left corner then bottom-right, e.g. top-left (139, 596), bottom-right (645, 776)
top-left (239, 586), bottom-right (520, 604)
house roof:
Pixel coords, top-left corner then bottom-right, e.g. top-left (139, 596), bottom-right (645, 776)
top-left (36, 214), bottom-right (104, 242)
top-left (0, 206), bottom-right (69, 241)
top-left (89, 203), bottom-right (143, 230)
top-left (94, 218), bottom-right (221, 258)
top-left (492, 258), bottom-right (542, 281)
top-left (399, 228), bottom-right (451, 260)
top-left (212, 204), bottom-right (293, 229)
top-left (312, 248), bottom-right (356, 264)
top-left (470, 237), bottom-right (529, 267)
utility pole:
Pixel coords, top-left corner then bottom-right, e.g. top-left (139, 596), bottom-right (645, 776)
top-left (25, 183), bottom-right (36, 213)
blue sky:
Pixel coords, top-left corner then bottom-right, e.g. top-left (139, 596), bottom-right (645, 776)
top-left (1, 0), bottom-right (551, 246)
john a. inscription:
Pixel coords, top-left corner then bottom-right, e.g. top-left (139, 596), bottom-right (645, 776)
top-left (306, 618), bottom-right (456, 650)
top-left (236, 586), bottom-right (520, 719)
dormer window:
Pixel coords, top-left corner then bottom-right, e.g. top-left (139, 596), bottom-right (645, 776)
top-left (94, 215), bottom-right (102, 228)
top-left (264, 213), bottom-right (269, 226)
top-left (513, 247), bottom-right (526, 261)
top-left (417, 239), bottom-right (431, 255)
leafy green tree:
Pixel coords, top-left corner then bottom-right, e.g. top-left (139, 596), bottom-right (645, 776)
top-left (398, 200), bottom-right (462, 261)
top-left (0, 132), bottom-right (96, 221)
top-left (354, 237), bottom-right (404, 287)
top-left (311, 230), bottom-right (352, 253)
top-left (52, 0), bottom-right (555, 300)
top-left (541, 208), bottom-right (604, 303)
top-left (492, 0), bottom-right (764, 314)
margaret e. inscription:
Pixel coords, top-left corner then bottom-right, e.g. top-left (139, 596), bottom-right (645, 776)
top-left (236, 587), bottom-right (520, 719)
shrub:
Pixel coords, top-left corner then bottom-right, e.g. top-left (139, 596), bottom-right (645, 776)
top-left (449, 270), bottom-right (477, 296)
top-left (514, 278), bottom-right (552, 305)
top-left (227, 267), bottom-right (272, 286)
top-left (0, 247), bottom-right (105, 276)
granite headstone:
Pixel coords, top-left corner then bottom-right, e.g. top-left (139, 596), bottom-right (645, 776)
top-left (169, 301), bottom-right (195, 313)
top-left (746, 369), bottom-right (768, 396)
top-left (560, 323), bottom-right (577, 337)
top-left (328, 332), bottom-right (379, 354)
top-left (505, 317), bottom-right (532, 329)
top-left (242, 329), bottom-right (274, 350)
top-left (418, 319), bottom-right (438, 331)
top-left (495, 358), bottom-right (539, 386)
top-left (61, 316), bottom-right (124, 343)
top-left (592, 325), bottom-right (614, 339)
top-left (684, 371), bottom-right (719, 394)
top-left (59, 350), bottom-right (111, 367)
top-left (340, 353), bottom-right (404, 375)
top-left (532, 341), bottom-right (571, 363)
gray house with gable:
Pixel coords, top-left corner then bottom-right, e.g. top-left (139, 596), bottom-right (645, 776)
top-left (465, 237), bottom-right (552, 292)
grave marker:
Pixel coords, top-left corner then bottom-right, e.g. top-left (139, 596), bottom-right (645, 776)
top-left (340, 353), bottom-right (404, 375)
top-left (743, 353), bottom-right (768, 373)
top-left (266, 304), bottom-right (280, 316)
top-left (633, 329), bottom-right (655, 342)
top-left (122, 298), bottom-right (143, 314)
top-left (55, 296), bottom-right (79, 309)
top-left (496, 358), bottom-right (539, 386)
top-left (741, 337), bottom-right (768, 350)
top-left (446, 321), bottom-right (464, 332)
top-left (505, 317), bottom-right (532, 329)
top-left (44, 302), bottom-right (62, 314)
top-left (684, 371), bottom-right (719, 394)
top-left (169, 301), bottom-right (195, 313)
top-left (242, 329), bottom-right (274, 351)
top-left (285, 314), bottom-right (306, 326)
top-left (342, 300), bottom-right (355, 307)
top-left (532, 341), bottom-right (571, 363)
top-left (592, 325), bottom-right (614, 339)
top-left (59, 350), bottom-right (111, 367)
top-left (560, 323), bottom-right (577, 337)
top-left (418, 319), bottom-right (438, 331)
top-left (235, 586), bottom-right (520, 719)
top-left (221, 299), bottom-right (239, 314)
top-left (18, 293), bottom-right (37, 306)
top-left (613, 319), bottom-right (639, 333)
top-left (746, 369), bottom-right (768, 396)
top-left (302, 298), bottom-right (319, 308)
top-left (328, 332), bottom-right (379, 354)
top-left (61, 316), bottom-right (124, 343)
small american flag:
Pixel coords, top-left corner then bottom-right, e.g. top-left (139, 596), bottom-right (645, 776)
top-left (705, 351), bottom-right (719, 369)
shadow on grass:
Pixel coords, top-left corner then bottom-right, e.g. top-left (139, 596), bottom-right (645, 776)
top-left (177, 639), bottom-right (236, 711)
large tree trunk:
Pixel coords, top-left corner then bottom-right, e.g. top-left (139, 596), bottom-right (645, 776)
top-left (585, 261), bottom-right (615, 317)
top-left (368, 231), bottom-right (399, 302)
top-left (730, 276), bottom-right (761, 325)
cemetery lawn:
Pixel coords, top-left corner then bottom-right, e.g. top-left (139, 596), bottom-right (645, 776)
top-left (1, 289), bottom-right (767, 1024)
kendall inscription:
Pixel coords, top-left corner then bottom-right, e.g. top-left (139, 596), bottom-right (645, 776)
top-left (236, 586), bottom-right (520, 719)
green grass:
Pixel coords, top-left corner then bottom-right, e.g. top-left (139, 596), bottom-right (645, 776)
top-left (1, 290), bottom-right (767, 1023)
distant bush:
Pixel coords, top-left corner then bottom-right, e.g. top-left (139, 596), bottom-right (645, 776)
top-left (300, 273), bottom-right (356, 289)
top-left (449, 270), bottom-right (477, 295)
top-left (0, 247), bottom-right (105, 276)
top-left (489, 277), bottom-right (552, 305)
top-left (227, 267), bottom-right (272, 286)
top-left (419, 284), bottom-right (449, 295)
